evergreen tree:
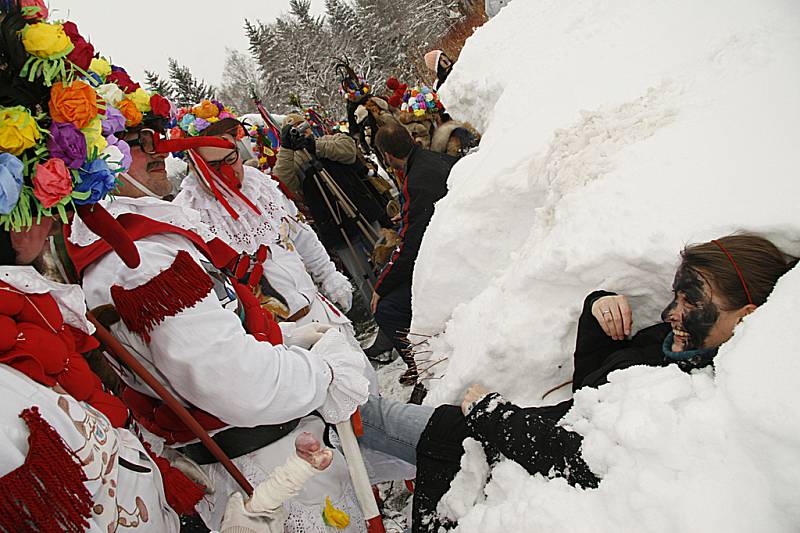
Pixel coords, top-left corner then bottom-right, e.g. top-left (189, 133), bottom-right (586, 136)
top-left (167, 58), bottom-right (216, 107)
top-left (144, 70), bottom-right (174, 99)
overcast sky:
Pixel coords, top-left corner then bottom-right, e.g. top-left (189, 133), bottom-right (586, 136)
top-left (55, 0), bottom-right (325, 87)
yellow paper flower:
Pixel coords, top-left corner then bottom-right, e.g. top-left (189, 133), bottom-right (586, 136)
top-left (0, 106), bottom-right (41, 156)
top-left (21, 22), bottom-right (73, 59)
top-left (128, 88), bottom-right (152, 113)
top-left (89, 57), bottom-right (112, 78)
top-left (321, 497), bottom-right (350, 529)
top-left (81, 116), bottom-right (107, 155)
top-left (193, 100), bottom-right (219, 120)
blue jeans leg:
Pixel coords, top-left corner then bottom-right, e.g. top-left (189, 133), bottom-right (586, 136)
top-left (359, 394), bottom-right (434, 465)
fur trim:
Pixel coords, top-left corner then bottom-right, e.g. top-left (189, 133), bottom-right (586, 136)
top-left (430, 121), bottom-right (464, 153)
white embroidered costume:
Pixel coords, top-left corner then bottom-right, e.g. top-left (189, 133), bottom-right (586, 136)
top-left (70, 197), bottom-right (369, 532)
top-left (0, 267), bottom-right (179, 532)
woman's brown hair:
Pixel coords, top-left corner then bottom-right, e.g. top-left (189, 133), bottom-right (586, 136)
top-left (681, 234), bottom-right (798, 309)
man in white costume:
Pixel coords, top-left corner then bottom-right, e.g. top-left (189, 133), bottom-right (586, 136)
top-left (66, 87), bottom-right (371, 531)
top-left (173, 109), bottom-right (361, 349)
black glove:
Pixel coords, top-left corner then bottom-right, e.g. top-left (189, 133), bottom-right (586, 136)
top-left (281, 124), bottom-right (297, 150)
top-left (303, 135), bottom-right (317, 157)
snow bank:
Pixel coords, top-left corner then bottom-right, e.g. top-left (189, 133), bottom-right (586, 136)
top-left (445, 267), bottom-right (800, 532)
top-left (409, 0), bottom-right (800, 530)
top-left (415, 0), bottom-right (800, 406)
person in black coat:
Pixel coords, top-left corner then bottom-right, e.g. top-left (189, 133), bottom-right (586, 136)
top-left (369, 124), bottom-right (458, 384)
top-left (357, 234), bottom-right (797, 532)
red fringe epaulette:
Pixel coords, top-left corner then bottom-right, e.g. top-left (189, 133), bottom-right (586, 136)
top-left (0, 407), bottom-right (93, 533)
top-left (110, 250), bottom-right (213, 343)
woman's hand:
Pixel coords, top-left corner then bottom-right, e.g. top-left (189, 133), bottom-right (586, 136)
top-left (591, 295), bottom-right (633, 340)
top-left (461, 383), bottom-right (490, 415)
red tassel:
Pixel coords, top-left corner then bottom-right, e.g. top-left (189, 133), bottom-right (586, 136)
top-left (111, 250), bottom-right (213, 343)
top-left (0, 407), bottom-right (93, 533)
top-left (140, 441), bottom-right (205, 515)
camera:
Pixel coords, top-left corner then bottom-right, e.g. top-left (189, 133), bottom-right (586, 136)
top-left (290, 122), bottom-right (311, 139)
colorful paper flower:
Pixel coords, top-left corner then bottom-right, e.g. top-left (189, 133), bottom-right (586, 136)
top-left (0, 106), bottom-right (41, 156)
top-left (20, 22), bottom-right (74, 59)
top-left (0, 153), bottom-right (24, 215)
top-left (107, 69), bottom-right (140, 93)
top-left (321, 497), bottom-right (349, 529)
top-left (49, 79), bottom-right (98, 129)
top-left (47, 121), bottom-right (88, 169)
top-left (193, 117), bottom-right (210, 132)
top-left (74, 158), bottom-right (116, 205)
top-left (150, 94), bottom-right (172, 118)
top-left (33, 158), bottom-right (73, 208)
top-left (106, 135), bottom-right (132, 171)
top-left (101, 143), bottom-right (126, 172)
top-left (192, 100), bottom-right (219, 120)
top-left (89, 58), bottom-right (112, 79)
top-left (19, 0), bottom-right (49, 21)
top-left (101, 105), bottom-right (126, 136)
top-left (96, 83), bottom-right (125, 106)
top-left (81, 116), bottom-right (107, 155)
top-left (117, 99), bottom-right (143, 128)
top-left (61, 21), bottom-right (94, 71)
top-left (128, 87), bottom-right (152, 113)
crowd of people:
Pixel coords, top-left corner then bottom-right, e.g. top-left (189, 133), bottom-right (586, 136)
top-left (0, 1), bottom-right (796, 532)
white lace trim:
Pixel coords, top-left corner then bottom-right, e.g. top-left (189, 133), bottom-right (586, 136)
top-left (68, 195), bottom-right (218, 246)
top-left (312, 331), bottom-right (371, 425)
top-left (175, 166), bottom-right (293, 255)
top-left (284, 483), bottom-right (367, 533)
top-left (0, 266), bottom-right (94, 334)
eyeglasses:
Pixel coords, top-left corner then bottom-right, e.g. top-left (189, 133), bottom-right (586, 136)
top-left (205, 149), bottom-right (239, 170)
top-left (124, 128), bottom-right (157, 154)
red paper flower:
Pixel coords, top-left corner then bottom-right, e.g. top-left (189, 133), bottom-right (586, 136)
top-left (107, 70), bottom-right (141, 94)
top-left (150, 94), bottom-right (172, 118)
top-left (60, 22), bottom-right (94, 71)
top-left (33, 158), bottom-right (73, 208)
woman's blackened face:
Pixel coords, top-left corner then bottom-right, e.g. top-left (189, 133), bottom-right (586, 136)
top-left (661, 265), bottom-right (743, 352)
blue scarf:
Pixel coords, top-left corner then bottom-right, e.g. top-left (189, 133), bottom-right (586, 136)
top-left (662, 332), bottom-right (717, 362)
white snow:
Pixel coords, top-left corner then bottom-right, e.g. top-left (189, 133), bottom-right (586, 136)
top-left (409, 0), bottom-right (800, 530)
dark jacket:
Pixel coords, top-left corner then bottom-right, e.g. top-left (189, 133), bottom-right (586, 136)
top-left (301, 156), bottom-right (389, 247)
top-left (413, 291), bottom-right (717, 532)
top-left (374, 146), bottom-right (457, 296)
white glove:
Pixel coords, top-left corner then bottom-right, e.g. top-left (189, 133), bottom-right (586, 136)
top-left (279, 322), bottom-right (333, 349)
top-left (219, 432), bottom-right (330, 533)
top-left (321, 271), bottom-right (353, 313)
top-left (311, 330), bottom-right (370, 424)
top-left (219, 492), bottom-right (287, 533)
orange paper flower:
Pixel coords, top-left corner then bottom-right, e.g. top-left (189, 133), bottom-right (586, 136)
top-left (192, 100), bottom-right (219, 120)
top-left (49, 80), bottom-right (98, 129)
top-left (117, 99), bottom-right (143, 128)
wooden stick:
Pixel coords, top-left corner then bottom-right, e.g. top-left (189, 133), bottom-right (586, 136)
top-left (88, 313), bottom-right (254, 496)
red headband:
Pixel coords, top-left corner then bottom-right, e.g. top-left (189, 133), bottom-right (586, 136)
top-left (711, 239), bottom-right (754, 306)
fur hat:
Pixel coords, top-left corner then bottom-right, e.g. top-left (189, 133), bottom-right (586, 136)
top-left (424, 50), bottom-right (443, 73)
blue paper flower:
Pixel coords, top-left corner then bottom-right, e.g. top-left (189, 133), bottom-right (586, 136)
top-left (74, 158), bottom-right (116, 205)
top-left (0, 152), bottom-right (24, 215)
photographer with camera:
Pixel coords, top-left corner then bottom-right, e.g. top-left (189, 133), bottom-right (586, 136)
top-left (273, 114), bottom-right (390, 310)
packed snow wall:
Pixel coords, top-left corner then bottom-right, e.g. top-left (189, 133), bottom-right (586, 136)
top-left (410, 0), bottom-right (800, 530)
top-left (414, 0), bottom-right (800, 406)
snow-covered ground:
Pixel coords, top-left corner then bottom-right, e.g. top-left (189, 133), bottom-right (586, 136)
top-left (410, 0), bottom-right (800, 530)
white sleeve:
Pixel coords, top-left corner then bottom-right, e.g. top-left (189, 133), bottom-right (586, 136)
top-left (83, 234), bottom-right (332, 427)
top-left (282, 196), bottom-right (342, 286)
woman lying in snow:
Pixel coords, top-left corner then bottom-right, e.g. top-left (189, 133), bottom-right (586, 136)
top-left (358, 233), bottom-right (798, 532)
